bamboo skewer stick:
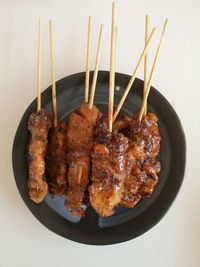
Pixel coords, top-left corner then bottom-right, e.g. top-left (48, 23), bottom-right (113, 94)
top-left (37, 18), bottom-right (42, 112)
top-left (114, 25), bottom-right (117, 73)
top-left (89, 24), bottom-right (104, 109)
top-left (108, 2), bottom-right (116, 132)
top-left (112, 27), bottom-right (156, 123)
top-left (84, 16), bottom-right (92, 103)
top-left (143, 15), bottom-right (149, 115)
top-left (138, 19), bottom-right (168, 121)
top-left (78, 166), bottom-right (83, 184)
top-left (49, 20), bottom-right (57, 127)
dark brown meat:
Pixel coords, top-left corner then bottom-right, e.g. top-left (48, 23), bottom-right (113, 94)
top-left (116, 113), bottom-right (161, 208)
top-left (139, 162), bottom-right (159, 196)
top-left (46, 121), bottom-right (68, 195)
top-left (121, 166), bottom-right (146, 208)
top-left (129, 113), bottom-right (161, 162)
top-left (113, 117), bottom-right (130, 133)
top-left (65, 103), bottom-right (100, 217)
top-left (28, 109), bottom-right (51, 203)
top-left (89, 117), bottom-right (129, 217)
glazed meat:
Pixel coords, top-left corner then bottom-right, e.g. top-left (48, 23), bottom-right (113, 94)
top-left (28, 109), bottom-right (51, 203)
top-left (65, 103), bottom-right (100, 217)
top-left (114, 113), bottom-right (161, 208)
top-left (89, 117), bottom-right (129, 217)
top-left (121, 161), bottom-right (160, 208)
top-left (121, 167), bottom-right (146, 208)
top-left (46, 121), bottom-right (68, 195)
top-left (114, 113), bottom-right (160, 161)
top-left (129, 113), bottom-right (160, 162)
top-left (139, 161), bottom-right (160, 196)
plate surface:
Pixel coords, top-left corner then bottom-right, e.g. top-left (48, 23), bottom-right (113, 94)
top-left (12, 71), bottom-right (186, 245)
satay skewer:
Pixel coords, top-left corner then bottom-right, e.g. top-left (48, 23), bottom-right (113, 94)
top-left (78, 18), bottom-right (91, 196)
top-left (143, 15), bottom-right (149, 116)
top-left (138, 19), bottom-right (168, 121)
top-left (112, 27), bottom-right (156, 123)
top-left (89, 24), bottom-right (104, 109)
top-left (79, 23), bottom-right (104, 194)
top-left (28, 18), bottom-right (51, 204)
top-left (65, 19), bottom-right (102, 216)
top-left (84, 16), bottom-right (92, 103)
top-left (118, 14), bottom-right (166, 206)
top-left (108, 2), bottom-right (116, 132)
top-left (49, 19), bottom-right (57, 127)
top-left (45, 20), bottom-right (68, 196)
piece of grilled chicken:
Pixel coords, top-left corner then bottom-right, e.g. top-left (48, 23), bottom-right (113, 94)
top-left (114, 113), bottom-right (161, 208)
top-left (28, 109), bottom-right (51, 203)
top-left (65, 103), bottom-right (100, 217)
top-left (89, 117), bottom-right (129, 217)
top-left (45, 121), bottom-right (68, 195)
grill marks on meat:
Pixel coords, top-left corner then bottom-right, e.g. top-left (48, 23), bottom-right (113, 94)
top-left (115, 113), bottom-right (161, 208)
top-left (46, 121), bottom-right (68, 195)
top-left (89, 117), bottom-right (129, 217)
top-left (65, 103), bottom-right (100, 217)
top-left (28, 109), bottom-right (51, 203)
top-left (129, 113), bottom-right (160, 162)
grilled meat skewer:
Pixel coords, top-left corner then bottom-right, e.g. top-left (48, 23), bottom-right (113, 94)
top-left (89, 117), bottom-right (129, 217)
top-left (123, 113), bottom-right (161, 207)
top-left (46, 121), bottom-right (68, 195)
top-left (114, 113), bottom-right (161, 208)
top-left (65, 103), bottom-right (100, 217)
top-left (28, 109), bottom-right (51, 203)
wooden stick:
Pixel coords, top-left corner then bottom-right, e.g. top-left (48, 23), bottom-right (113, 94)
top-left (89, 24), bottom-right (104, 109)
top-left (112, 27), bottom-right (156, 122)
top-left (49, 19), bottom-right (57, 127)
top-left (37, 18), bottom-right (42, 112)
top-left (138, 19), bottom-right (168, 121)
top-left (114, 26), bottom-right (117, 72)
top-left (84, 16), bottom-right (92, 103)
top-left (143, 15), bottom-right (149, 115)
top-left (108, 2), bottom-right (116, 132)
top-left (78, 166), bottom-right (82, 184)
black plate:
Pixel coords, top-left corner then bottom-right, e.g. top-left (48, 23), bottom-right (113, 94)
top-left (12, 71), bottom-right (186, 245)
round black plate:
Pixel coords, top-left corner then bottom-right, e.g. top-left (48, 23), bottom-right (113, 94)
top-left (12, 71), bottom-right (186, 245)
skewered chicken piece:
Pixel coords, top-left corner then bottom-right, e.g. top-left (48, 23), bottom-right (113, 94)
top-left (89, 116), bottom-right (129, 217)
top-left (65, 103), bottom-right (100, 217)
top-left (114, 113), bottom-right (161, 208)
top-left (64, 19), bottom-right (103, 216)
top-left (28, 109), bottom-right (51, 203)
top-left (129, 113), bottom-right (160, 161)
top-left (45, 20), bottom-right (68, 196)
top-left (27, 19), bottom-right (52, 204)
top-left (110, 18), bottom-right (167, 209)
top-left (45, 121), bottom-right (67, 195)
top-left (88, 3), bottom-right (126, 218)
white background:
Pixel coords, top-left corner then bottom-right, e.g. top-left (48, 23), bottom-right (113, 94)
top-left (0, 0), bottom-right (200, 266)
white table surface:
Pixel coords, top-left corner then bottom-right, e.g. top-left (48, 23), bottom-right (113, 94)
top-left (1, 0), bottom-right (200, 266)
